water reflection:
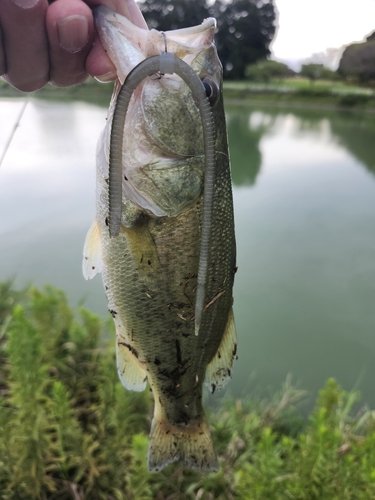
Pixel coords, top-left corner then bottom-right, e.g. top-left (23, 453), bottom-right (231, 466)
top-left (228, 105), bottom-right (375, 183)
top-left (226, 107), bottom-right (263, 185)
top-left (1, 98), bottom-right (375, 409)
top-left (324, 112), bottom-right (375, 178)
top-left (226, 104), bottom-right (375, 408)
top-left (0, 99), bottom-right (107, 312)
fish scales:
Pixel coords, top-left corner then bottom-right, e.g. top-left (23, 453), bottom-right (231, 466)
top-left (83, 6), bottom-right (237, 472)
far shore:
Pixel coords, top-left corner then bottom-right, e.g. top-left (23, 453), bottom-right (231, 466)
top-left (2, 77), bottom-right (375, 112)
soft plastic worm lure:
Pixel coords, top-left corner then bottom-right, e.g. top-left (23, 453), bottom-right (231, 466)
top-left (109, 52), bottom-right (216, 336)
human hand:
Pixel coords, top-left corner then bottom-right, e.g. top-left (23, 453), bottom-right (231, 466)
top-left (0, 0), bottom-right (147, 92)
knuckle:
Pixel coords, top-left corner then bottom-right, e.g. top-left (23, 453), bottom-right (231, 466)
top-left (7, 75), bottom-right (48, 92)
top-left (50, 70), bottom-right (88, 88)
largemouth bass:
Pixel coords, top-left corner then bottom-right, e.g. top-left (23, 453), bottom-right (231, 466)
top-left (83, 6), bottom-right (237, 472)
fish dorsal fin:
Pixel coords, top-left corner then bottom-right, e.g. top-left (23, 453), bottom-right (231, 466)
top-left (82, 220), bottom-right (103, 280)
top-left (204, 308), bottom-right (237, 393)
top-left (116, 329), bottom-right (147, 392)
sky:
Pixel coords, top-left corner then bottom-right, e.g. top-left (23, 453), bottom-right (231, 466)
top-left (271, 0), bottom-right (375, 69)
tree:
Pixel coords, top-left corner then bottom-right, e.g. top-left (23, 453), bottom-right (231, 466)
top-left (300, 63), bottom-right (337, 82)
top-left (338, 32), bottom-right (375, 83)
top-left (212, 0), bottom-right (276, 79)
top-left (140, 0), bottom-right (210, 31)
top-left (245, 59), bottom-right (295, 82)
top-left (139, 0), bottom-right (277, 80)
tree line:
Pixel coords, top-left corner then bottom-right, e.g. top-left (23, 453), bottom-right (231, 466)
top-left (140, 0), bottom-right (375, 85)
top-left (245, 60), bottom-right (339, 83)
top-left (245, 56), bottom-right (375, 85)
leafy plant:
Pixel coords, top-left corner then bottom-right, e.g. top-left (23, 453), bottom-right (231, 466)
top-left (0, 282), bottom-right (374, 499)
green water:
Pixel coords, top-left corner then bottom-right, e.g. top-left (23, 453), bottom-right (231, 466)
top-left (1, 98), bottom-right (375, 408)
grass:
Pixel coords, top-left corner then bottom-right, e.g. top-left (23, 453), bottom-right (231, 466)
top-left (223, 78), bottom-right (375, 110)
top-left (225, 77), bottom-right (375, 94)
top-left (1, 281), bottom-right (375, 499)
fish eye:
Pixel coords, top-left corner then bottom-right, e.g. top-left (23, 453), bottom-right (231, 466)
top-left (201, 78), bottom-right (218, 104)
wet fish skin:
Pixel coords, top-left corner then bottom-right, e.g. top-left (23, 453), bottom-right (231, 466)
top-left (83, 7), bottom-right (237, 472)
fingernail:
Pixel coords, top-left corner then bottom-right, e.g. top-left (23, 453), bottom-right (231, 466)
top-left (57, 15), bottom-right (89, 54)
top-left (11, 0), bottom-right (40, 8)
top-left (94, 71), bottom-right (117, 83)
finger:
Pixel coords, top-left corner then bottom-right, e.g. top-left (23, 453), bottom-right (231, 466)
top-left (46, 0), bottom-right (94, 87)
top-left (0, 0), bottom-right (49, 92)
top-left (85, 33), bottom-right (117, 82)
top-left (85, 0), bottom-right (148, 82)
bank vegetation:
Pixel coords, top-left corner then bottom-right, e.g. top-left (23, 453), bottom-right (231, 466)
top-left (0, 282), bottom-right (375, 499)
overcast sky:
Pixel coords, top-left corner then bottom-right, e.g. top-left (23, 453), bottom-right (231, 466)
top-left (271, 0), bottom-right (375, 66)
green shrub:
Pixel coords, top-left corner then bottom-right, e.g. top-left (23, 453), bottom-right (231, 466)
top-left (338, 93), bottom-right (371, 107)
top-left (294, 87), bottom-right (333, 98)
top-left (245, 59), bottom-right (295, 82)
top-left (300, 64), bottom-right (339, 82)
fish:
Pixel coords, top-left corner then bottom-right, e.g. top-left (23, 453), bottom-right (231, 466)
top-left (83, 6), bottom-right (237, 472)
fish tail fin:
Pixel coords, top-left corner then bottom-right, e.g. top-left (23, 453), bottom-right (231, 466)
top-left (147, 414), bottom-right (218, 472)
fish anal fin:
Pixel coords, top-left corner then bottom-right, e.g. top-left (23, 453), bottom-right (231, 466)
top-left (82, 220), bottom-right (103, 280)
top-left (148, 413), bottom-right (218, 472)
top-left (205, 307), bottom-right (237, 393)
top-left (116, 330), bottom-right (147, 392)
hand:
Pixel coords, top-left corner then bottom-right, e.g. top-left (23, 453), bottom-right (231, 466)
top-left (0, 0), bottom-right (147, 92)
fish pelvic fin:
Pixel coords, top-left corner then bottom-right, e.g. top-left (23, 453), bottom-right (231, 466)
top-left (82, 220), bottom-right (103, 280)
top-left (204, 307), bottom-right (237, 393)
top-left (121, 223), bottom-right (160, 285)
top-left (148, 415), bottom-right (218, 473)
top-left (116, 330), bottom-right (147, 392)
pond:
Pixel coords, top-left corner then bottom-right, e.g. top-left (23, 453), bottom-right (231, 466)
top-left (1, 97), bottom-right (375, 409)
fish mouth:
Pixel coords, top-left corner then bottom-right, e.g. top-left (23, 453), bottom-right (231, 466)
top-left (94, 6), bottom-right (217, 82)
top-left (159, 17), bottom-right (217, 38)
top-left (94, 5), bottom-right (216, 37)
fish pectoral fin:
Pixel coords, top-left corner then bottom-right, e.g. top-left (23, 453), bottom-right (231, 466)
top-left (204, 307), bottom-right (237, 393)
top-left (82, 220), bottom-right (103, 280)
top-left (148, 414), bottom-right (218, 473)
top-left (116, 333), bottom-right (147, 392)
top-left (122, 223), bottom-right (159, 283)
